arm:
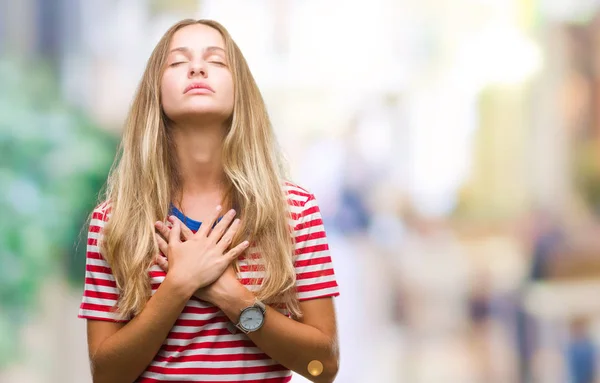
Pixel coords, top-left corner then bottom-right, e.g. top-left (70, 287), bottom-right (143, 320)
top-left (81, 204), bottom-right (247, 383)
top-left (203, 191), bottom-right (340, 382)
top-left (87, 277), bottom-right (193, 383)
top-left (215, 281), bottom-right (339, 383)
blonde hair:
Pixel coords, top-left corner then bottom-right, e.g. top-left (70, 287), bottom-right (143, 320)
top-left (100, 19), bottom-right (300, 319)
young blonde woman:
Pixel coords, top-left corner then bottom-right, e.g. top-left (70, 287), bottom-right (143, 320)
top-left (78, 19), bottom-right (340, 383)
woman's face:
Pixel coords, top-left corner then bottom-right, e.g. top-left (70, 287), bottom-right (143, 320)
top-left (161, 24), bottom-right (234, 124)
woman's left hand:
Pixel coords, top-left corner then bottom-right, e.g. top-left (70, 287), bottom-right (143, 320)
top-left (154, 218), bottom-right (244, 306)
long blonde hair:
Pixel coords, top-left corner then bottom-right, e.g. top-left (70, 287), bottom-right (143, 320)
top-left (100, 19), bottom-right (300, 319)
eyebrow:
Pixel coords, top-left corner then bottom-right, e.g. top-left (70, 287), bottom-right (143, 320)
top-left (168, 46), bottom-right (226, 55)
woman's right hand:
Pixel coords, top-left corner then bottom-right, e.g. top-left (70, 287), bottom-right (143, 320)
top-left (154, 206), bottom-right (249, 297)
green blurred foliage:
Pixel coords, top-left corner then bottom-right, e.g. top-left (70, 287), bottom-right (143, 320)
top-left (0, 57), bottom-right (117, 367)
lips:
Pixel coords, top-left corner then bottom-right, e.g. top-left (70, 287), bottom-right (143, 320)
top-left (184, 82), bottom-right (215, 94)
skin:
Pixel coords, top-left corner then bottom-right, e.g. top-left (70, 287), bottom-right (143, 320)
top-left (85, 23), bottom-right (339, 383)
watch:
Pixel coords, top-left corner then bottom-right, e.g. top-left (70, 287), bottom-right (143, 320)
top-left (234, 299), bottom-right (266, 334)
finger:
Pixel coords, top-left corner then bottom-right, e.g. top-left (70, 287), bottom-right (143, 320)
top-left (216, 218), bottom-right (240, 251)
top-left (225, 240), bottom-right (250, 262)
top-left (167, 216), bottom-right (194, 240)
top-left (208, 208), bottom-right (237, 244)
top-left (155, 221), bottom-right (170, 241)
top-left (168, 216), bottom-right (182, 244)
top-left (155, 254), bottom-right (169, 272)
top-left (155, 233), bottom-right (169, 256)
top-left (198, 205), bottom-right (223, 237)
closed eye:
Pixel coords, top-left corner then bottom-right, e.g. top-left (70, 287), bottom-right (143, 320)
top-left (169, 62), bottom-right (186, 67)
top-left (209, 61), bottom-right (226, 67)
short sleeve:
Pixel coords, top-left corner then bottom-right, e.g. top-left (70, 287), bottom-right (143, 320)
top-left (292, 193), bottom-right (340, 301)
top-left (78, 203), bottom-right (127, 322)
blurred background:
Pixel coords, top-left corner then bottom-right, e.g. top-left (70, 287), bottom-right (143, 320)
top-left (4, 0), bottom-right (600, 382)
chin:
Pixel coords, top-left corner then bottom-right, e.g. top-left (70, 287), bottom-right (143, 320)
top-left (171, 108), bottom-right (233, 124)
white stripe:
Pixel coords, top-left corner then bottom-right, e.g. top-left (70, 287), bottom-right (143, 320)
top-left (158, 346), bottom-right (264, 358)
top-left (293, 224), bottom-right (325, 237)
top-left (297, 211), bottom-right (321, 223)
top-left (164, 333), bottom-right (246, 346)
top-left (86, 244), bottom-right (101, 253)
top-left (85, 271), bottom-right (115, 282)
top-left (170, 322), bottom-right (229, 334)
top-left (78, 309), bottom-right (122, 321)
top-left (294, 237), bottom-right (329, 250)
top-left (296, 274), bottom-right (336, 287)
top-left (82, 296), bottom-right (118, 307)
top-left (295, 263), bottom-right (334, 274)
top-left (140, 370), bottom-right (291, 381)
top-left (84, 283), bottom-right (119, 294)
top-left (149, 359), bottom-right (278, 369)
top-left (87, 231), bottom-right (102, 241)
top-left (298, 286), bottom-right (339, 300)
top-left (86, 258), bottom-right (111, 268)
top-left (176, 312), bottom-right (224, 321)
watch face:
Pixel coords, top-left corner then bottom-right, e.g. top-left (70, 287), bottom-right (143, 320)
top-left (240, 307), bottom-right (264, 331)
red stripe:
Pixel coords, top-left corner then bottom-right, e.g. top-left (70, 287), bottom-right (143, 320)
top-left (83, 290), bottom-right (119, 300)
top-left (284, 181), bottom-right (310, 193)
top-left (286, 189), bottom-right (312, 198)
top-left (239, 277), bottom-right (264, 285)
top-left (92, 211), bottom-right (105, 220)
top-left (296, 268), bottom-right (335, 280)
top-left (89, 224), bottom-right (102, 233)
top-left (160, 340), bottom-right (256, 353)
top-left (294, 256), bottom-right (332, 268)
top-left (80, 302), bottom-right (117, 313)
top-left (298, 292), bottom-right (340, 302)
top-left (294, 218), bottom-right (323, 231)
top-left (296, 280), bottom-right (338, 293)
top-left (85, 277), bottom-right (117, 288)
top-left (239, 264), bottom-right (265, 272)
top-left (88, 237), bottom-right (98, 246)
top-left (290, 206), bottom-right (319, 221)
top-left (294, 244), bottom-right (329, 255)
top-left (295, 230), bottom-right (326, 244)
top-left (145, 363), bottom-right (288, 375)
top-left (181, 305), bottom-right (221, 315)
top-left (86, 264), bottom-right (112, 274)
top-left (86, 251), bottom-right (104, 260)
top-left (138, 376), bottom-right (291, 383)
top-left (77, 314), bottom-right (128, 323)
top-left (300, 205), bottom-right (319, 217)
top-left (154, 352), bottom-right (270, 363)
top-left (149, 271), bottom-right (167, 278)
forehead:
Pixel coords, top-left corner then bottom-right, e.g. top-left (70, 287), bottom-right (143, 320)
top-left (169, 24), bottom-right (225, 51)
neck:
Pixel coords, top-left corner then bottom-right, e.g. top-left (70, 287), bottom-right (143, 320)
top-left (171, 121), bottom-right (228, 196)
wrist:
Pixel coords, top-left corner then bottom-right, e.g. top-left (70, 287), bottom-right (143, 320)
top-left (216, 283), bottom-right (256, 323)
top-left (163, 274), bottom-right (196, 300)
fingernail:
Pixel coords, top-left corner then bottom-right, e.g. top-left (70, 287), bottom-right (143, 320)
top-left (216, 205), bottom-right (222, 212)
top-left (229, 209), bottom-right (236, 217)
top-left (242, 240), bottom-right (249, 247)
top-left (234, 218), bottom-right (240, 225)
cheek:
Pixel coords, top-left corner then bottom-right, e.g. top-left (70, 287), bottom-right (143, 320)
top-left (221, 75), bottom-right (235, 110)
top-left (160, 73), bottom-right (179, 112)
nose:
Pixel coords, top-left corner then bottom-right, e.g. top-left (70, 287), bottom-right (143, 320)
top-left (188, 62), bottom-right (207, 78)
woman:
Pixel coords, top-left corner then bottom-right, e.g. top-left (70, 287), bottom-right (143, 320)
top-left (79, 19), bottom-right (340, 383)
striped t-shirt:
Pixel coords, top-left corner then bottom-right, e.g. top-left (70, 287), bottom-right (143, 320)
top-left (78, 183), bottom-right (340, 382)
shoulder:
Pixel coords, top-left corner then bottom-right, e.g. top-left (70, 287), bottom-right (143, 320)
top-left (90, 200), bottom-right (113, 226)
top-left (283, 181), bottom-right (315, 208)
